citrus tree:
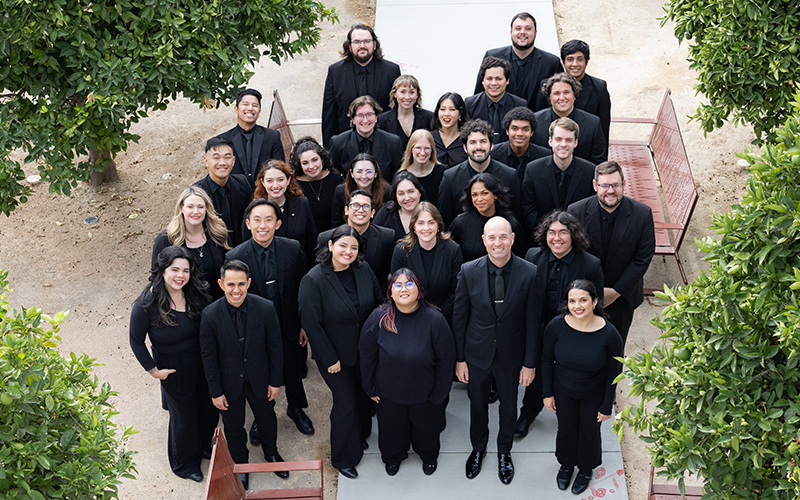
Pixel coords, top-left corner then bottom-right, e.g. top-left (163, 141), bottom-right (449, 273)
top-left (0, 270), bottom-right (137, 498)
top-left (614, 95), bottom-right (800, 498)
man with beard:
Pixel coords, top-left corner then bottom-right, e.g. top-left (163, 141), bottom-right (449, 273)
top-left (473, 13), bottom-right (563, 112)
top-left (322, 24), bottom-right (401, 146)
top-left (567, 161), bottom-right (655, 351)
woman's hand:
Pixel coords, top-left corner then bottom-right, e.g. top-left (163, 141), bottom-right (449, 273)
top-left (371, 396), bottom-right (380, 403)
top-left (148, 367), bottom-right (176, 380)
top-left (299, 328), bottom-right (309, 347)
top-left (328, 361), bottom-right (342, 374)
top-left (543, 397), bottom-right (556, 412)
top-left (597, 412), bottom-right (612, 422)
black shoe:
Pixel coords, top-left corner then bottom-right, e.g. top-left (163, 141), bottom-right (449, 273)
top-left (239, 473), bottom-right (249, 490)
top-left (385, 463), bottom-right (400, 476)
top-left (465, 450), bottom-right (486, 479)
top-left (362, 439), bottom-right (369, 450)
top-left (514, 416), bottom-right (534, 438)
top-left (571, 471), bottom-right (592, 494)
top-left (422, 462), bottom-right (437, 475)
top-left (249, 422), bottom-right (261, 445)
top-left (287, 408), bottom-right (315, 435)
top-left (265, 454), bottom-right (289, 479)
top-left (339, 467), bottom-right (358, 479)
top-left (557, 466), bottom-right (574, 490)
top-left (201, 449), bottom-right (212, 460)
top-left (498, 453), bottom-right (514, 485)
top-left (187, 471), bottom-right (203, 482)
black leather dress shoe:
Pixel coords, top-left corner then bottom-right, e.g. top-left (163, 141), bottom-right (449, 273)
top-left (339, 467), bottom-right (358, 479)
top-left (571, 471), bottom-right (592, 494)
top-left (422, 462), bottom-right (437, 475)
top-left (249, 422), bottom-right (261, 445)
top-left (239, 473), bottom-right (249, 490)
top-left (556, 466), bottom-right (574, 490)
top-left (514, 416), bottom-right (534, 438)
top-left (187, 471), bottom-right (203, 482)
top-left (385, 463), bottom-right (400, 476)
top-left (498, 453), bottom-right (514, 484)
top-left (287, 408), bottom-right (315, 435)
top-left (465, 450), bottom-right (486, 479)
top-left (265, 454), bottom-right (289, 479)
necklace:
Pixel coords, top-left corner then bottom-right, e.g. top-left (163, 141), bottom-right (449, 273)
top-left (307, 179), bottom-right (324, 201)
top-left (197, 242), bottom-right (204, 258)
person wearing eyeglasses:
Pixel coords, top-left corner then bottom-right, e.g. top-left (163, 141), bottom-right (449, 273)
top-left (321, 24), bottom-right (400, 147)
top-left (330, 153), bottom-right (392, 228)
top-left (359, 268), bottom-right (455, 476)
top-left (399, 130), bottom-right (445, 209)
top-left (567, 161), bottom-right (655, 351)
top-left (330, 96), bottom-right (404, 181)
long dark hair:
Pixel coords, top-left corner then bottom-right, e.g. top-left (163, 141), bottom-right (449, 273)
top-left (534, 210), bottom-right (590, 252)
top-left (138, 246), bottom-right (210, 327)
top-left (316, 225), bottom-right (365, 268)
top-left (345, 153), bottom-right (388, 213)
top-left (460, 172), bottom-right (513, 219)
top-left (289, 136), bottom-right (337, 176)
top-left (383, 170), bottom-right (426, 213)
top-left (560, 279), bottom-right (604, 317)
top-left (432, 92), bottom-right (468, 130)
top-left (380, 268), bottom-right (435, 333)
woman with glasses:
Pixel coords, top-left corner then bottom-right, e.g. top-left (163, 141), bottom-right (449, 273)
top-left (399, 129), bottom-right (445, 209)
top-left (291, 137), bottom-right (344, 234)
top-left (359, 268), bottom-right (455, 476)
top-left (377, 75), bottom-right (434, 150)
top-left (431, 92), bottom-right (469, 168)
top-left (373, 171), bottom-right (425, 244)
top-left (330, 153), bottom-right (392, 228)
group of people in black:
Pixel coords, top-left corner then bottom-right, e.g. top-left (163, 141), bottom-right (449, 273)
top-left (129, 11), bottom-right (656, 496)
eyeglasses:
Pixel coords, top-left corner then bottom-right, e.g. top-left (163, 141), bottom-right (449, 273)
top-left (546, 230), bottom-right (571, 237)
top-left (392, 281), bottom-right (416, 291)
top-left (353, 169), bottom-right (375, 176)
top-left (597, 183), bottom-right (623, 191)
top-left (354, 113), bottom-right (376, 120)
top-left (350, 39), bottom-right (373, 46)
top-left (348, 202), bottom-right (372, 212)
top-left (412, 146), bottom-right (432, 153)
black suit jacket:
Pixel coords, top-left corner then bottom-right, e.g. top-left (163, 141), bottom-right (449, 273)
top-left (219, 124), bottom-right (285, 188)
top-left (491, 141), bottom-right (551, 183)
top-left (321, 58), bottom-right (401, 146)
top-left (316, 223), bottom-right (395, 292)
top-left (473, 46), bottom-right (563, 110)
top-left (464, 92), bottom-right (528, 143)
top-left (329, 129), bottom-right (404, 181)
top-left (193, 174), bottom-right (251, 247)
top-left (452, 255), bottom-right (539, 370)
top-left (532, 107), bottom-right (607, 165)
top-left (567, 196), bottom-right (656, 309)
top-left (199, 294), bottom-right (284, 400)
top-left (536, 73), bottom-right (611, 149)
top-left (225, 236), bottom-right (306, 340)
top-left (377, 108), bottom-right (435, 149)
top-left (239, 196), bottom-right (317, 268)
top-left (437, 159), bottom-right (522, 228)
top-left (298, 263), bottom-right (383, 368)
top-left (521, 155), bottom-right (596, 229)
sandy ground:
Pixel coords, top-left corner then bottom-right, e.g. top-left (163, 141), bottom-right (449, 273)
top-left (0, 0), bottom-right (755, 497)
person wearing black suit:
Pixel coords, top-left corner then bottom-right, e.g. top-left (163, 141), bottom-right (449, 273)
top-left (473, 13), bottom-right (563, 111)
top-left (466, 57), bottom-right (527, 144)
top-left (437, 120), bottom-right (522, 227)
top-left (317, 189), bottom-right (395, 293)
top-left (491, 106), bottom-right (551, 183)
top-left (199, 260), bottom-right (287, 488)
top-left (227, 198), bottom-right (315, 440)
top-left (194, 137), bottom-right (251, 248)
top-left (377, 75), bottom-right (434, 150)
top-left (522, 117), bottom-right (596, 230)
top-left (453, 216), bottom-right (538, 485)
top-left (329, 95), bottom-right (404, 181)
top-left (218, 89), bottom-right (285, 188)
top-left (514, 211), bottom-right (604, 438)
top-left (431, 92), bottom-right (469, 168)
top-left (322, 24), bottom-right (401, 146)
top-left (534, 40), bottom-right (611, 150)
top-left (299, 225), bottom-right (383, 479)
top-left (567, 161), bottom-right (656, 350)
top-left (533, 74), bottom-right (607, 165)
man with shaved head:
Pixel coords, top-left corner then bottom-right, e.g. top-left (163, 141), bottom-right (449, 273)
top-left (452, 216), bottom-right (540, 485)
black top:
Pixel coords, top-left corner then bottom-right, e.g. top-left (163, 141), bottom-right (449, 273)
top-left (377, 108), bottom-right (435, 150)
top-left (298, 172), bottom-right (344, 234)
top-left (541, 316), bottom-right (623, 415)
top-left (240, 195), bottom-right (317, 268)
top-left (359, 303), bottom-right (456, 405)
top-left (408, 163), bottom-right (445, 210)
top-left (431, 129), bottom-right (467, 169)
top-left (449, 210), bottom-right (525, 262)
top-left (218, 124), bottom-right (285, 185)
top-left (129, 301), bottom-right (201, 372)
top-left (151, 231), bottom-right (226, 301)
top-left (330, 181), bottom-right (392, 228)
top-left (335, 266), bottom-right (360, 310)
top-left (535, 73), bottom-right (611, 150)
top-left (473, 46), bottom-right (563, 110)
top-left (491, 141), bottom-right (551, 183)
top-left (532, 107), bottom-right (607, 165)
top-left (373, 206), bottom-right (407, 245)
top-left (193, 174), bottom-right (251, 248)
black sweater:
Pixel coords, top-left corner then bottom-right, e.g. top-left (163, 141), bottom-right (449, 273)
top-left (129, 302), bottom-right (201, 372)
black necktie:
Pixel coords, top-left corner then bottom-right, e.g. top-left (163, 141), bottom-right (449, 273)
top-left (490, 102), bottom-right (501, 139)
top-left (242, 132), bottom-right (254, 176)
top-left (214, 186), bottom-right (232, 233)
top-left (358, 68), bottom-right (368, 96)
top-left (234, 309), bottom-right (246, 342)
top-left (558, 171), bottom-right (568, 207)
top-left (494, 269), bottom-right (504, 315)
top-left (359, 136), bottom-right (371, 154)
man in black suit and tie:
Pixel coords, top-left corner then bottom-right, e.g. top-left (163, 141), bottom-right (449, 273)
top-left (322, 24), bottom-right (401, 146)
top-left (474, 12), bottom-right (563, 111)
top-left (453, 216), bottom-right (538, 485)
top-left (466, 57), bottom-right (527, 144)
top-left (532, 74), bottom-right (607, 165)
top-left (521, 117), bottom-right (596, 230)
top-left (194, 136), bottom-right (251, 247)
top-left (218, 89), bottom-right (285, 189)
top-left (491, 106), bottom-right (551, 182)
top-left (438, 120), bottom-right (522, 227)
top-left (226, 198), bottom-right (315, 441)
top-left (329, 95), bottom-right (404, 180)
top-left (568, 161), bottom-right (656, 350)
top-left (199, 260), bottom-right (286, 489)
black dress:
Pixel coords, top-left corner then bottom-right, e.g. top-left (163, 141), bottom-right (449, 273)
top-left (377, 108), bottom-right (435, 150)
top-left (152, 231), bottom-right (226, 301)
top-left (431, 129), bottom-right (467, 168)
top-left (298, 172), bottom-right (344, 234)
top-left (448, 210), bottom-right (526, 262)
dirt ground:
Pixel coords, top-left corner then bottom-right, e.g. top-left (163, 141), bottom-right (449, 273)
top-left (0, 0), bottom-right (756, 497)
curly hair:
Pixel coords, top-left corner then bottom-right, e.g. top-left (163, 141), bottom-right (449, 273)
top-left (533, 210), bottom-right (590, 253)
top-left (340, 23), bottom-right (385, 63)
top-left (459, 172), bottom-right (513, 218)
top-left (289, 136), bottom-right (337, 176)
top-left (253, 159), bottom-right (304, 200)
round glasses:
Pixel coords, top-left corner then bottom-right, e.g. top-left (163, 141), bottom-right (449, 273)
top-left (392, 281), bottom-right (416, 292)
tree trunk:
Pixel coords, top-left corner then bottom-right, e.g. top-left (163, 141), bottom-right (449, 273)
top-left (88, 149), bottom-right (118, 186)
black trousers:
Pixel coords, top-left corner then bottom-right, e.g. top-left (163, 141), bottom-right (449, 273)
top-left (221, 381), bottom-right (279, 463)
top-left (316, 359), bottom-right (372, 469)
top-left (282, 330), bottom-right (308, 410)
top-left (553, 377), bottom-right (605, 473)
top-left (467, 356), bottom-right (519, 454)
top-left (519, 366), bottom-right (544, 420)
top-left (605, 296), bottom-right (634, 351)
top-left (376, 396), bottom-right (443, 465)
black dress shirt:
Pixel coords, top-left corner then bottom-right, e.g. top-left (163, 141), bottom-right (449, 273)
top-left (545, 251), bottom-right (574, 322)
top-left (600, 207), bottom-right (618, 262)
top-left (431, 129), bottom-right (467, 168)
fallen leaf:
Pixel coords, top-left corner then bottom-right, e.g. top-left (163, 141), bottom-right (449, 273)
top-left (128, 213), bottom-right (138, 219)
top-left (42, 284), bottom-right (53, 287)
top-left (55, 221), bottom-right (63, 226)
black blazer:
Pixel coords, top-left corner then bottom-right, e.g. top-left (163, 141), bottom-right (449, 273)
top-left (567, 196), bottom-right (656, 309)
top-left (239, 196), bottom-right (317, 268)
top-left (431, 129), bottom-right (468, 168)
top-left (491, 140), bottom-right (551, 183)
top-left (377, 108), bottom-right (435, 149)
top-left (521, 155), bottom-right (596, 230)
top-left (474, 46), bottom-right (563, 110)
top-left (452, 255), bottom-right (539, 370)
top-left (329, 129), bottom-right (404, 181)
top-left (199, 294), bottom-right (284, 400)
top-left (437, 159), bottom-right (522, 228)
top-left (225, 236), bottom-right (306, 340)
top-left (321, 58), bottom-right (401, 146)
top-left (536, 73), bottom-right (611, 149)
top-left (532, 108), bottom-right (607, 165)
top-left (464, 91), bottom-right (528, 143)
top-left (194, 174), bottom-right (251, 248)
top-left (316, 223), bottom-right (395, 292)
top-left (298, 263), bottom-right (383, 368)
top-left (219, 124), bottom-right (285, 187)
top-left (390, 238), bottom-right (464, 322)
top-left (330, 182), bottom-right (392, 228)
top-left (372, 206), bottom-right (406, 245)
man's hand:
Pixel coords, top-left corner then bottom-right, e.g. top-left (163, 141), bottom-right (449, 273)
top-left (213, 395), bottom-right (229, 411)
top-left (543, 397), bottom-right (556, 412)
top-left (371, 396), bottom-right (380, 403)
top-left (328, 361), bottom-right (341, 374)
top-left (147, 367), bottom-right (176, 380)
top-left (519, 367), bottom-right (535, 387)
top-left (603, 287), bottom-right (620, 306)
top-left (455, 361), bottom-right (469, 383)
top-left (299, 328), bottom-right (309, 347)
top-left (267, 385), bottom-right (281, 401)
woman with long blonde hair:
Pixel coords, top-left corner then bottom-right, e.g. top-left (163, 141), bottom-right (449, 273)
top-left (400, 129), bottom-right (445, 209)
